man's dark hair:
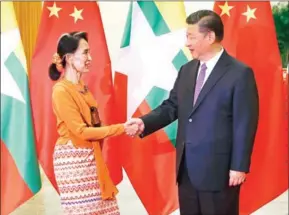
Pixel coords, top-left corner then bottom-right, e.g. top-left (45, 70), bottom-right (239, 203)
top-left (186, 10), bottom-right (224, 42)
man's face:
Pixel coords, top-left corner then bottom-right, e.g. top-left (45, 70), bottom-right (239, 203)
top-left (185, 24), bottom-right (212, 60)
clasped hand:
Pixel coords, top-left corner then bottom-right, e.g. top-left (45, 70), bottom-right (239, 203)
top-left (124, 118), bottom-right (145, 137)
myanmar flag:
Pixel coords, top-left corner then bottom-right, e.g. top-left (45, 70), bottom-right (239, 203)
top-left (114, 2), bottom-right (189, 214)
top-left (1, 2), bottom-right (41, 215)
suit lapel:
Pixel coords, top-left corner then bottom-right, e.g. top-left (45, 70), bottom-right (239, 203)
top-left (189, 51), bottom-right (231, 116)
top-left (183, 60), bottom-right (199, 113)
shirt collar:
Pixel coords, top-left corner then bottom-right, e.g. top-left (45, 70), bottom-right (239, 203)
top-left (200, 48), bottom-right (224, 70)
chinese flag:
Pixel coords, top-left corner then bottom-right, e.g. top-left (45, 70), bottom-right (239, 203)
top-left (30, 2), bottom-right (123, 191)
top-left (214, 1), bottom-right (288, 214)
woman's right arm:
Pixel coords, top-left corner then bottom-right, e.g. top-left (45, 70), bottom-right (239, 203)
top-left (52, 86), bottom-right (125, 141)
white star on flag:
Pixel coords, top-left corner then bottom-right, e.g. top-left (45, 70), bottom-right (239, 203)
top-left (115, 4), bottom-right (186, 118)
top-left (1, 29), bottom-right (25, 103)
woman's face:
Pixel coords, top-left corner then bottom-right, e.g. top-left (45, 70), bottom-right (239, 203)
top-left (70, 38), bottom-right (92, 73)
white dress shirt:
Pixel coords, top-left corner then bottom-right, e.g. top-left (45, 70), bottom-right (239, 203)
top-left (197, 48), bottom-right (224, 88)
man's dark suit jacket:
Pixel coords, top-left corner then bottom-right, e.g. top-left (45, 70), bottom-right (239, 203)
top-left (140, 50), bottom-right (259, 191)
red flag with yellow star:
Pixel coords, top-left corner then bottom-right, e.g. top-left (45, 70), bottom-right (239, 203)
top-left (30, 2), bottom-right (123, 190)
top-left (214, 1), bottom-right (288, 214)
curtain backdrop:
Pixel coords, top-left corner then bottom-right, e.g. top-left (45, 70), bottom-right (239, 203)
top-left (13, 2), bottom-right (42, 74)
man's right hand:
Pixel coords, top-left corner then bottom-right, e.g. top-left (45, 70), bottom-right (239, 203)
top-left (125, 118), bottom-right (145, 137)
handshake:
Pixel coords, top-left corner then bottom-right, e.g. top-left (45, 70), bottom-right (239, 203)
top-left (123, 118), bottom-right (145, 137)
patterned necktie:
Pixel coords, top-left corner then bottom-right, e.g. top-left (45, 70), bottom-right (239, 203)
top-left (193, 63), bottom-right (207, 105)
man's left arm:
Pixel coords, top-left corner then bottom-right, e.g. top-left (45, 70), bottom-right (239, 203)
top-left (231, 67), bottom-right (259, 173)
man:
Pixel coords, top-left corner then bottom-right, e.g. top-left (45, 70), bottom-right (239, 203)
top-left (127, 10), bottom-right (259, 215)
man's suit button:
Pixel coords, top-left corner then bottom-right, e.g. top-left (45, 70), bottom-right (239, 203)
top-left (188, 119), bottom-right (192, 122)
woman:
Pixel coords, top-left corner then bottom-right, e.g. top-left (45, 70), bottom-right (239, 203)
top-left (50, 31), bottom-right (135, 215)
